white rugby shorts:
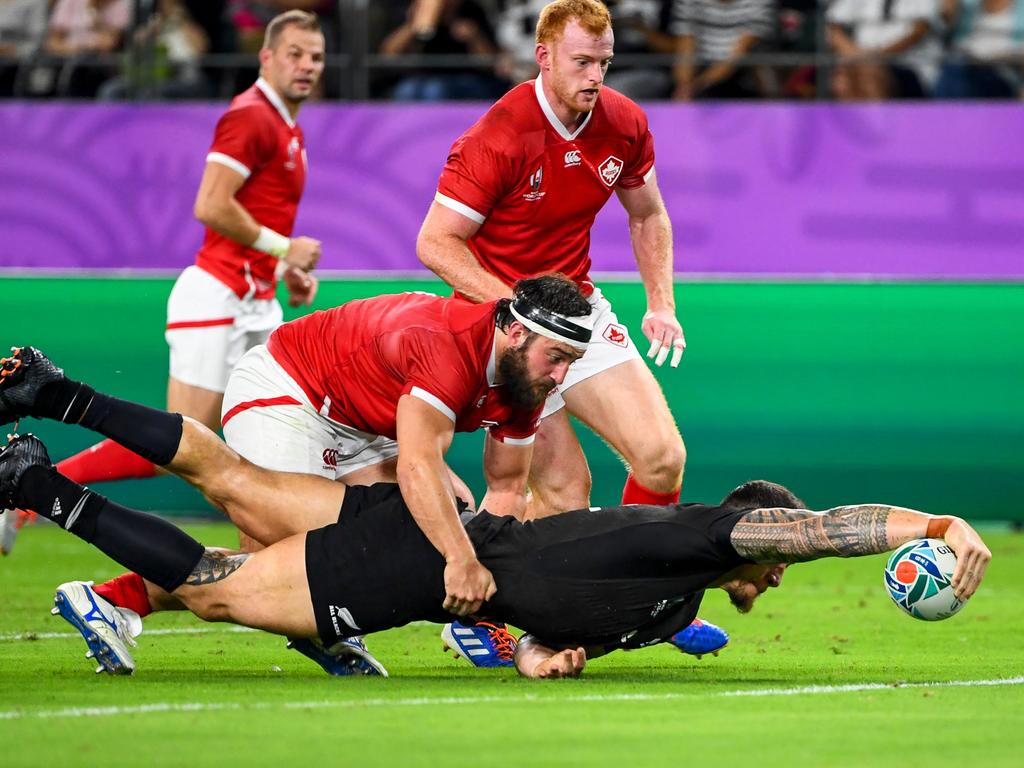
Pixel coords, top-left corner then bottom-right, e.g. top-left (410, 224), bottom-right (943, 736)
top-left (221, 345), bottom-right (400, 478)
top-left (541, 286), bottom-right (642, 419)
top-left (165, 266), bottom-right (282, 393)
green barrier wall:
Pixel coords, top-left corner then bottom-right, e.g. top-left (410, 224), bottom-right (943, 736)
top-left (3, 277), bottom-right (1021, 521)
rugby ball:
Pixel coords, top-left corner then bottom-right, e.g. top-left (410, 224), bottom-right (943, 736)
top-left (884, 538), bottom-right (963, 621)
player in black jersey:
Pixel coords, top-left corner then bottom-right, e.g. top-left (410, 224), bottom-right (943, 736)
top-left (0, 348), bottom-right (992, 678)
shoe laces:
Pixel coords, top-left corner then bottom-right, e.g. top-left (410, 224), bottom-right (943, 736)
top-left (476, 621), bottom-right (517, 661)
top-left (0, 348), bottom-right (24, 383)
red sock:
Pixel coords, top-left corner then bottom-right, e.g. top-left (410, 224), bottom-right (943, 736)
top-left (622, 474), bottom-right (681, 506)
top-left (56, 439), bottom-right (157, 484)
top-left (93, 572), bottom-right (153, 618)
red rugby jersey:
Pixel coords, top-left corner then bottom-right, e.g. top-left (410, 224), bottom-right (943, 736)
top-left (196, 78), bottom-right (307, 300)
top-left (434, 76), bottom-right (655, 294)
top-left (266, 292), bottom-right (542, 443)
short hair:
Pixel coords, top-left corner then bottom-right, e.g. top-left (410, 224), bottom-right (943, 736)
top-left (495, 274), bottom-right (591, 331)
top-left (263, 10), bottom-right (321, 51)
top-left (535, 0), bottom-right (612, 45)
top-left (721, 480), bottom-right (806, 511)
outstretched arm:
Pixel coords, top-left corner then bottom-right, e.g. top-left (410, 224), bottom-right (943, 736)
top-left (730, 505), bottom-right (991, 600)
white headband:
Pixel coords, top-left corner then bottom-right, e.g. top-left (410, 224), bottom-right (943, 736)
top-left (509, 297), bottom-right (594, 352)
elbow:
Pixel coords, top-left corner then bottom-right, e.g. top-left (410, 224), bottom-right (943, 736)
top-left (193, 199), bottom-right (215, 228)
top-left (193, 195), bottom-right (227, 229)
top-left (415, 230), bottom-right (441, 271)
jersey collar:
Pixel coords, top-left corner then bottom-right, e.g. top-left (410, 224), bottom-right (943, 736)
top-left (534, 74), bottom-right (593, 141)
top-left (487, 333), bottom-right (498, 387)
top-left (255, 77), bottom-right (296, 129)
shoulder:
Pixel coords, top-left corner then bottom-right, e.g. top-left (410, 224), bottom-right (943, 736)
top-left (458, 83), bottom-right (540, 149)
top-left (596, 87), bottom-right (650, 135)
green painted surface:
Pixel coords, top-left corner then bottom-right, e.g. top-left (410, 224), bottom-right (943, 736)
top-left (2, 276), bottom-right (1021, 520)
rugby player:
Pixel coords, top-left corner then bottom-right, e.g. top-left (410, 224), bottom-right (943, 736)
top-left (0, 10), bottom-right (326, 552)
top-left (0, 427), bottom-right (991, 679)
top-left (415, 0), bottom-right (710, 659)
top-left (0, 275), bottom-right (592, 670)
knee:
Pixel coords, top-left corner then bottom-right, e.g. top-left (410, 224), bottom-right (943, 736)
top-left (180, 589), bottom-right (231, 623)
top-left (631, 433), bottom-right (686, 488)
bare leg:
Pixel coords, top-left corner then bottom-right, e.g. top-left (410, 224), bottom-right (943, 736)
top-left (166, 376), bottom-right (223, 433)
top-left (525, 409), bottom-right (591, 520)
top-left (166, 417), bottom-right (347, 545)
top-left (95, 539), bottom-right (319, 640)
top-left (177, 535), bottom-right (317, 637)
top-left (563, 359), bottom-right (685, 495)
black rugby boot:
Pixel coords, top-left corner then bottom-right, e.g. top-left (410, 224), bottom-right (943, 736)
top-left (0, 434), bottom-right (52, 509)
top-left (0, 347), bottom-right (65, 426)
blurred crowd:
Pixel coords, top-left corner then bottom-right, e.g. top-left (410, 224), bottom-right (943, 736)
top-left (0, 0), bottom-right (1021, 100)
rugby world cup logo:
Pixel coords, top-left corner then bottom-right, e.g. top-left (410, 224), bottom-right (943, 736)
top-left (524, 165), bottom-right (545, 201)
top-left (284, 136), bottom-right (300, 170)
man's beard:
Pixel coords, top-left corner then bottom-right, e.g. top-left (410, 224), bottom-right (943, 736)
top-left (499, 340), bottom-right (555, 408)
top-left (727, 585), bottom-right (757, 614)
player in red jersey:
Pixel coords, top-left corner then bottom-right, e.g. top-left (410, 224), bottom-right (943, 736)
top-left (0, 10), bottom-right (327, 557)
top-left (415, 0), bottom-right (725, 663)
top-left (7, 276), bottom-right (593, 673)
top-left (219, 276), bottom-right (592, 615)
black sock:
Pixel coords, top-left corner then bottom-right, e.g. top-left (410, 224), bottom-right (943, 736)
top-left (17, 465), bottom-right (204, 593)
top-left (35, 379), bottom-right (182, 466)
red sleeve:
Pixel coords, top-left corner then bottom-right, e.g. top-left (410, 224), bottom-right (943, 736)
top-left (618, 111), bottom-right (655, 190)
top-left (435, 131), bottom-right (512, 223)
top-left (489, 405), bottom-right (543, 444)
top-left (207, 106), bottom-right (273, 177)
top-left (398, 329), bottom-right (479, 421)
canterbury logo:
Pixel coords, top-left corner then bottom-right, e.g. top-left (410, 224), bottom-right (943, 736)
top-left (51, 498), bottom-right (63, 517)
top-left (564, 150), bottom-right (581, 167)
top-left (322, 448), bottom-right (338, 468)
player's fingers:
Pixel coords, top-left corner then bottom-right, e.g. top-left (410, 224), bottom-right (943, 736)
top-left (568, 649), bottom-right (583, 676)
top-left (647, 337), bottom-right (662, 360)
top-left (655, 342), bottom-right (670, 366)
top-left (485, 580), bottom-right (498, 601)
top-left (670, 339), bottom-right (685, 368)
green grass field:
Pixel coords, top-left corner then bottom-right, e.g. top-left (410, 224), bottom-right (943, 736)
top-left (2, 523), bottom-right (1022, 767)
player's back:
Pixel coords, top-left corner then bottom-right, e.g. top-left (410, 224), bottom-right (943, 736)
top-left (267, 293), bottom-right (497, 435)
top-left (471, 502), bottom-right (747, 648)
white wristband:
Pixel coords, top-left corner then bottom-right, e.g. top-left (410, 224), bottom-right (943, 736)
top-left (251, 226), bottom-right (290, 259)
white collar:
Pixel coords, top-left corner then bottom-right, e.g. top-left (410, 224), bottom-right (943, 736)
top-left (255, 77), bottom-right (296, 128)
top-left (534, 74), bottom-right (592, 141)
top-left (487, 333), bottom-right (498, 387)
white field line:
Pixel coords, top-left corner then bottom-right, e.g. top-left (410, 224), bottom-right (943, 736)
top-left (0, 626), bottom-right (257, 642)
top-left (1, 677), bottom-right (1021, 721)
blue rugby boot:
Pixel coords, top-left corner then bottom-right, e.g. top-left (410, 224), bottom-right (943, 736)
top-left (287, 637), bottom-right (388, 677)
top-left (441, 620), bottom-right (517, 668)
top-left (52, 580), bottom-right (141, 675)
top-left (668, 618), bottom-right (729, 659)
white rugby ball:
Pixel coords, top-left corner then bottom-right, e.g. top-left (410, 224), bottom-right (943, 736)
top-left (884, 538), bottom-right (963, 621)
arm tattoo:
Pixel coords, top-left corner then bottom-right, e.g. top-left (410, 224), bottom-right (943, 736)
top-left (185, 549), bottom-right (251, 586)
top-left (730, 505), bottom-right (892, 563)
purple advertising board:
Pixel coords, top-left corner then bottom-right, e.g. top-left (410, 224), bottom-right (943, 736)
top-left (1, 102), bottom-right (1022, 277)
